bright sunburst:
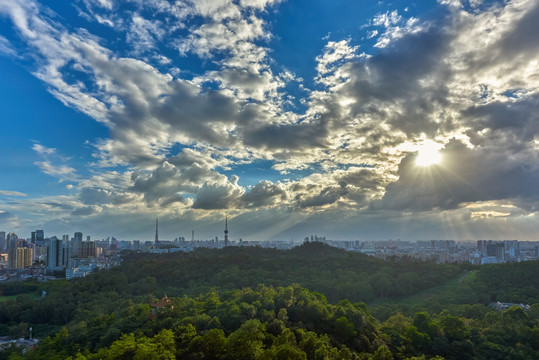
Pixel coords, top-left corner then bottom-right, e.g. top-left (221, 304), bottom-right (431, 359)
top-left (416, 141), bottom-right (442, 167)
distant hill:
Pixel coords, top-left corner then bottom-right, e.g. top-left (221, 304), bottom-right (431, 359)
top-left (118, 242), bottom-right (463, 303)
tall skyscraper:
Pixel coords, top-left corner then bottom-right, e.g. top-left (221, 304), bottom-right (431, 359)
top-left (154, 217), bottom-right (159, 245)
top-left (7, 238), bottom-right (19, 269)
top-left (47, 237), bottom-right (70, 273)
top-left (32, 230), bottom-right (44, 245)
top-left (224, 215), bottom-right (229, 247)
top-left (6, 232), bottom-right (18, 267)
top-left (74, 232), bottom-right (83, 242)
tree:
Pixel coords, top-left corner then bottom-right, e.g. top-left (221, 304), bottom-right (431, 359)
top-left (226, 319), bottom-right (265, 360)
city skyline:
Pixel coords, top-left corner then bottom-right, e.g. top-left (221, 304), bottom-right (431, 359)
top-left (1, 0), bottom-right (539, 241)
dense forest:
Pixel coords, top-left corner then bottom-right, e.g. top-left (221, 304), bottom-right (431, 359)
top-left (1, 242), bottom-right (539, 359)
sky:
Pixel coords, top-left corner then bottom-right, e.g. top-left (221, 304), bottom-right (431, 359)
top-left (1, 0), bottom-right (539, 242)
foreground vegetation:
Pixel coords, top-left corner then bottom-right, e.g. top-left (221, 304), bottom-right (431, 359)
top-left (1, 242), bottom-right (539, 359)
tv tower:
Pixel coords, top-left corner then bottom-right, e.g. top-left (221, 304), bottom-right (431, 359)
top-left (224, 215), bottom-right (229, 247)
top-left (154, 217), bottom-right (159, 246)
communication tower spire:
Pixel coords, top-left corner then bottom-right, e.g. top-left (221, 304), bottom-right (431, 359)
top-left (155, 217), bottom-right (159, 245)
top-left (224, 214), bottom-right (229, 247)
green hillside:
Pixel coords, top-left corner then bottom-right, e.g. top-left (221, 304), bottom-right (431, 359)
top-left (1, 243), bottom-right (539, 360)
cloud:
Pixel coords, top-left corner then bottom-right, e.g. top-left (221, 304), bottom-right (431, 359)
top-left (374, 139), bottom-right (539, 211)
top-left (0, 190), bottom-right (27, 197)
top-left (0, 35), bottom-right (18, 57)
top-left (32, 143), bottom-right (77, 180)
top-left (0, 211), bottom-right (15, 220)
top-left (193, 175), bottom-right (245, 209)
top-left (241, 180), bottom-right (287, 208)
top-left (3, 0), bottom-right (539, 240)
top-left (71, 205), bottom-right (102, 216)
top-left (296, 185), bottom-right (347, 209)
top-left (126, 13), bottom-right (166, 54)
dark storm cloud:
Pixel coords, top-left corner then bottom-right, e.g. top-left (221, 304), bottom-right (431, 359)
top-left (374, 139), bottom-right (539, 211)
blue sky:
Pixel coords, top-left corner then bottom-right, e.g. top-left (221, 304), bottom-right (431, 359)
top-left (1, 0), bottom-right (539, 242)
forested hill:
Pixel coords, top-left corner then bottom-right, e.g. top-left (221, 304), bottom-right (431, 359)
top-left (2, 243), bottom-right (539, 359)
top-left (118, 242), bottom-right (462, 303)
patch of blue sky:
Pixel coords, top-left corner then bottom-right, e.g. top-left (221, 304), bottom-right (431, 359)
top-left (502, 89), bottom-right (523, 99)
top-left (163, 142), bottom-right (192, 157)
top-left (220, 159), bottom-right (373, 188)
top-left (0, 56), bottom-right (107, 195)
top-left (460, 0), bottom-right (504, 13)
top-left (220, 160), bottom-right (284, 187)
top-left (268, 0), bottom-right (439, 92)
top-left (268, 0), bottom-right (381, 86)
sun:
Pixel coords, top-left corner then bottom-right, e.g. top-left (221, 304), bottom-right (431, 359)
top-left (415, 141), bottom-right (442, 167)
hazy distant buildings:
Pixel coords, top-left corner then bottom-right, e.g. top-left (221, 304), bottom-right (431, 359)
top-left (74, 232), bottom-right (83, 242)
top-left (0, 231), bottom-right (5, 252)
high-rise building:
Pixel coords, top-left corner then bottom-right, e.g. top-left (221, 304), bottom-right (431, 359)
top-left (7, 232), bottom-right (18, 244)
top-left (47, 237), bottom-right (70, 273)
top-left (16, 247), bottom-right (33, 269)
top-left (74, 232), bottom-right (83, 242)
top-left (78, 241), bottom-right (97, 258)
top-left (0, 231), bottom-right (5, 252)
top-left (6, 233), bottom-right (19, 269)
top-left (31, 230), bottom-right (44, 245)
top-left (486, 242), bottom-right (505, 262)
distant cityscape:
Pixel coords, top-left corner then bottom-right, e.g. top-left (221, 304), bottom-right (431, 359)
top-left (1, 217), bottom-right (539, 283)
